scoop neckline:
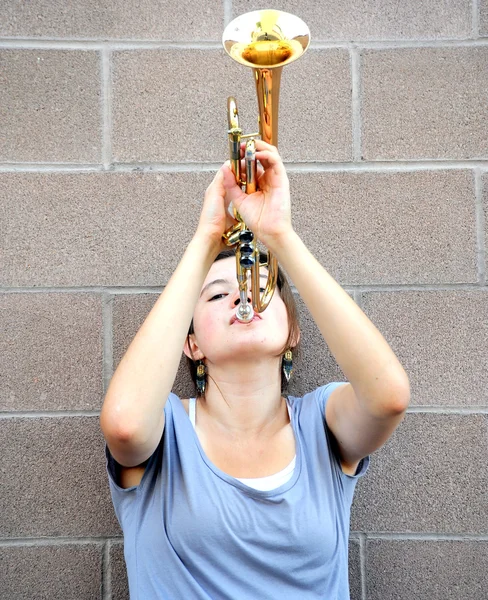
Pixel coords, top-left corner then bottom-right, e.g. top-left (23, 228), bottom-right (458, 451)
top-left (181, 396), bottom-right (302, 498)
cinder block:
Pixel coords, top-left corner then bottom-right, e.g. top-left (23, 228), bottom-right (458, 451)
top-left (0, 0), bottom-right (222, 41)
top-left (0, 417), bottom-right (121, 537)
top-left (348, 538), bottom-right (362, 600)
top-left (362, 48), bottom-right (488, 160)
top-left (287, 169), bottom-right (476, 285)
top-left (481, 0), bottom-right (488, 36)
top-left (277, 49), bottom-right (352, 162)
top-left (111, 49), bottom-right (251, 164)
top-left (0, 171), bottom-right (206, 287)
top-left (366, 540), bottom-right (488, 600)
top-left (483, 173), bottom-right (488, 275)
top-left (0, 293), bottom-right (103, 412)
top-left (111, 292), bottom-right (195, 400)
top-left (0, 50), bottom-right (101, 163)
top-left (350, 413), bottom-right (488, 534)
top-left (0, 544), bottom-right (102, 600)
top-left (110, 541), bottom-right (130, 600)
top-left (111, 48), bottom-right (351, 163)
top-left (361, 290), bottom-right (488, 407)
top-left (290, 295), bottom-right (347, 399)
top-left (232, 1), bottom-right (472, 40)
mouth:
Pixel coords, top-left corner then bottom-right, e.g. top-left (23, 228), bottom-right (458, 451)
top-left (230, 313), bottom-right (262, 325)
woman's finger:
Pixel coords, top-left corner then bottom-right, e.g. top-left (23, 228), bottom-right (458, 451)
top-left (254, 149), bottom-right (285, 176)
top-left (222, 163), bottom-right (246, 204)
top-left (254, 139), bottom-right (278, 153)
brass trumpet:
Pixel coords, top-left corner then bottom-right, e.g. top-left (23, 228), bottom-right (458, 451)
top-left (222, 10), bottom-right (310, 322)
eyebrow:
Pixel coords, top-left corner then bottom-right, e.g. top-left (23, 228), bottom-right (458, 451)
top-left (200, 278), bottom-right (230, 298)
top-left (200, 274), bottom-right (268, 298)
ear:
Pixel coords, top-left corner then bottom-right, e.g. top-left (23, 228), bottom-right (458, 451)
top-left (290, 327), bottom-right (301, 350)
top-left (183, 334), bottom-right (205, 361)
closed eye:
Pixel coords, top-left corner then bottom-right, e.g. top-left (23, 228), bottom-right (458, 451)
top-left (209, 293), bottom-right (228, 301)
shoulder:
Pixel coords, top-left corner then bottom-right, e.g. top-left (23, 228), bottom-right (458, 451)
top-left (290, 383), bottom-right (364, 477)
top-left (112, 393), bottom-right (187, 490)
top-left (288, 383), bottom-right (347, 414)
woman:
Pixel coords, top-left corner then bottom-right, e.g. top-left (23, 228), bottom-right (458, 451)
top-left (100, 140), bottom-right (410, 599)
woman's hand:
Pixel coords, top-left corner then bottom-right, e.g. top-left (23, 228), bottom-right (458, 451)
top-left (195, 163), bottom-right (239, 251)
top-left (223, 139), bottom-right (293, 249)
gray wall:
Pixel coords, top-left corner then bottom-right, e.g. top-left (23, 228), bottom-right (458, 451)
top-left (1, 1), bottom-right (487, 599)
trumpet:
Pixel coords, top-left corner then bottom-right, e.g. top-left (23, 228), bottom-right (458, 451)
top-left (222, 10), bottom-right (310, 322)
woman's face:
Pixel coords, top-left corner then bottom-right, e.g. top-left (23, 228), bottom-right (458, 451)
top-left (188, 256), bottom-right (290, 363)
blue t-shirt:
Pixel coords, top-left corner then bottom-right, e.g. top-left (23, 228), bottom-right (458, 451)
top-left (105, 383), bottom-right (370, 599)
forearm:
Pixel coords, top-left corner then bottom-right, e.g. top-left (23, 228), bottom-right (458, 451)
top-left (271, 230), bottom-right (410, 413)
top-left (100, 234), bottom-right (220, 440)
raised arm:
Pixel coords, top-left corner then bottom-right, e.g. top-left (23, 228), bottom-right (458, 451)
top-left (100, 165), bottom-right (238, 467)
top-left (231, 140), bottom-right (410, 471)
top-left (272, 231), bottom-right (410, 470)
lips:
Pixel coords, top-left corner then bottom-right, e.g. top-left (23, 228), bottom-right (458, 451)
top-left (230, 314), bottom-right (262, 325)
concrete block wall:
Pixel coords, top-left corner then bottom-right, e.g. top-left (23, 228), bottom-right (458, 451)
top-left (1, 1), bottom-right (487, 598)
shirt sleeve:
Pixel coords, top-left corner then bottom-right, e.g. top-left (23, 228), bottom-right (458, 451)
top-left (104, 396), bottom-right (174, 529)
top-left (315, 382), bottom-right (370, 481)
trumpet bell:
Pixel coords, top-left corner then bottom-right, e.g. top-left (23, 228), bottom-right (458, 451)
top-left (222, 10), bottom-right (310, 69)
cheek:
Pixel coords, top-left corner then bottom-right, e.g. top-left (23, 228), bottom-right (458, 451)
top-left (193, 310), bottom-right (219, 343)
top-left (270, 296), bottom-right (289, 326)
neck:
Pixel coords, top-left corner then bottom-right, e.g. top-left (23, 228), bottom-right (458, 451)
top-left (199, 356), bottom-right (286, 436)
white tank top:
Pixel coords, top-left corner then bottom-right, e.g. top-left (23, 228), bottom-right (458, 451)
top-left (189, 397), bottom-right (296, 491)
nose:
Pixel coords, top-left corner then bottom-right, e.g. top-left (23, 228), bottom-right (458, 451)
top-left (233, 294), bottom-right (251, 306)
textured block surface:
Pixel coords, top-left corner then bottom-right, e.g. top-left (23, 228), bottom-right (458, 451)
top-left (348, 539), bottom-right (362, 600)
top-left (110, 541), bottom-right (129, 600)
top-left (0, 417), bottom-right (121, 537)
top-left (287, 170), bottom-right (477, 285)
top-left (1, 172), bottom-right (206, 287)
top-left (278, 49), bottom-right (352, 162)
top-left (0, 1), bottom-right (222, 40)
top-left (482, 0), bottom-right (488, 35)
top-left (0, 544), bottom-right (102, 600)
top-left (362, 48), bottom-right (488, 160)
top-left (366, 540), bottom-right (488, 600)
top-left (351, 413), bottom-right (488, 533)
top-left (290, 295), bottom-right (347, 398)
top-left (483, 172), bottom-right (488, 275)
top-left (232, 0), bottom-right (472, 40)
top-left (360, 291), bottom-right (488, 407)
top-left (111, 48), bottom-right (351, 163)
top-left (0, 49), bottom-right (101, 162)
top-left (1, 293), bottom-right (103, 411)
top-left (7, 168), bottom-right (472, 289)
top-left (111, 49), bottom-right (252, 164)
top-left (111, 292), bottom-right (193, 400)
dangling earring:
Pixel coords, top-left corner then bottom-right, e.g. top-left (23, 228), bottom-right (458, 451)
top-left (196, 360), bottom-right (206, 395)
top-left (282, 350), bottom-right (293, 383)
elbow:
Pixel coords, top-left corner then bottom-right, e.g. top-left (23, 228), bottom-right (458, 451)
top-left (100, 399), bottom-right (138, 443)
top-left (385, 375), bottom-right (411, 415)
top-left (361, 374), bottom-right (410, 417)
